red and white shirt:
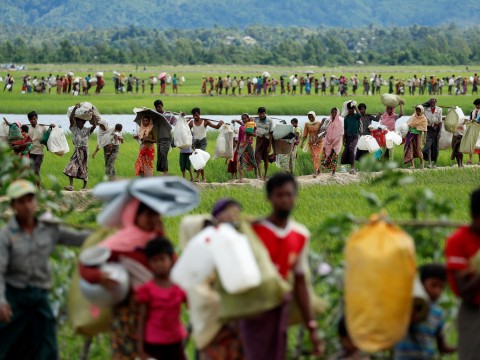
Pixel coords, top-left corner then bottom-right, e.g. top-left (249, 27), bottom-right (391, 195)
top-left (445, 226), bottom-right (480, 304)
top-left (252, 220), bottom-right (309, 279)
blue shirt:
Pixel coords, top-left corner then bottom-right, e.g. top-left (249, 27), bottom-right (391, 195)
top-left (394, 304), bottom-right (445, 360)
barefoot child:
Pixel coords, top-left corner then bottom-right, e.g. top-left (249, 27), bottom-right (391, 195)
top-left (92, 122), bottom-right (124, 181)
top-left (227, 137), bottom-right (238, 180)
top-left (179, 144), bottom-right (194, 181)
top-left (136, 238), bottom-right (187, 360)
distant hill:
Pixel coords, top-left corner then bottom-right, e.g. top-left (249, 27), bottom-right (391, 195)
top-left (3, 0), bottom-right (479, 29)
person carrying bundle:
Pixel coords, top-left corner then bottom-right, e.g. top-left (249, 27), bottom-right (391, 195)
top-left (254, 107), bottom-right (274, 181)
top-left (188, 107), bottom-right (224, 183)
top-left (422, 98), bottom-right (443, 169)
top-left (234, 113), bottom-right (258, 182)
top-left (92, 120), bottom-right (123, 181)
top-left (403, 105), bottom-right (428, 170)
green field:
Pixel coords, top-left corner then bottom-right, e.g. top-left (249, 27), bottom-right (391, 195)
top-left (1, 64), bottom-right (479, 115)
top-left (2, 64), bottom-right (480, 359)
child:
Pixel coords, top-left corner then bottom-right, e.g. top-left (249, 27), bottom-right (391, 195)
top-left (179, 143), bottom-right (194, 181)
top-left (227, 137), bottom-right (238, 180)
top-left (4, 118), bottom-right (32, 158)
top-left (137, 238), bottom-right (187, 360)
top-left (329, 317), bottom-right (370, 360)
top-left (394, 264), bottom-right (456, 360)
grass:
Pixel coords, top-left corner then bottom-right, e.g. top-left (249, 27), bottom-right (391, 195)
top-left (44, 132), bottom-right (477, 358)
top-left (1, 64), bottom-right (479, 115)
top-left (55, 166), bottom-right (478, 359)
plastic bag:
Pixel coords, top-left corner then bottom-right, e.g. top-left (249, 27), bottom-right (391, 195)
top-left (173, 115), bottom-right (192, 149)
top-left (213, 124), bottom-right (234, 159)
top-left (439, 127), bottom-right (453, 151)
top-left (381, 93), bottom-right (403, 108)
top-left (341, 100), bottom-right (357, 117)
top-left (67, 228), bottom-right (115, 336)
top-left (460, 122), bottom-right (480, 154)
top-left (47, 127), bottom-right (70, 156)
top-left (0, 122), bottom-right (9, 142)
top-left (344, 215), bottom-right (416, 352)
top-left (40, 127), bottom-right (52, 146)
top-left (273, 124), bottom-right (294, 140)
top-left (67, 102), bottom-right (101, 123)
top-left (445, 107), bottom-right (465, 133)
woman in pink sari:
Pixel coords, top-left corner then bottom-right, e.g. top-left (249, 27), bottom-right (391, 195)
top-left (321, 108), bottom-right (344, 176)
top-left (379, 102), bottom-right (404, 161)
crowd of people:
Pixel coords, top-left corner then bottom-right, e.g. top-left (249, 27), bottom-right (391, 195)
top-left (3, 71), bottom-right (480, 98)
top-left (3, 96), bottom-right (480, 191)
top-left (0, 172), bottom-right (480, 360)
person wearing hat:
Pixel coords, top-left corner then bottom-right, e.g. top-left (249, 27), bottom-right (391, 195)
top-left (422, 98), bottom-right (443, 169)
top-left (0, 180), bottom-right (91, 359)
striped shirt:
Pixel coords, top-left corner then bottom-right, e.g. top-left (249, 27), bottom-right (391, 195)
top-left (394, 304), bottom-right (445, 360)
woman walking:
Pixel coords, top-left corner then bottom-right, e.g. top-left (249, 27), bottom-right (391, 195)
top-left (301, 111), bottom-right (326, 177)
top-left (235, 113), bottom-right (258, 182)
top-left (63, 104), bottom-right (96, 191)
top-left (403, 105), bottom-right (428, 169)
top-left (80, 199), bottom-right (164, 360)
top-left (321, 108), bottom-right (344, 176)
top-left (134, 116), bottom-right (157, 177)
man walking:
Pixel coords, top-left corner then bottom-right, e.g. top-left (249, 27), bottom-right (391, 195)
top-left (254, 107), bottom-right (274, 180)
top-left (0, 180), bottom-right (90, 360)
top-left (240, 173), bottom-right (324, 360)
top-left (154, 100), bottom-right (176, 176)
top-left (422, 98), bottom-right (443, 168)
top-left (27, 111), bottom-right (54, 186)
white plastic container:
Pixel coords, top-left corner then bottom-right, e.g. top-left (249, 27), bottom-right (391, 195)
top-left (385, 131), bottom-right (402, 149)
top-left (365, 135), bottom-right (380, 153)
top-left (171, 227), bottom-right (216, 291)
top-left (210, 224), bottom-right (261, 294)
top-left (189, 150), bottom-right (207, 170)
top-left (357, 136), bottom-right (369, 151)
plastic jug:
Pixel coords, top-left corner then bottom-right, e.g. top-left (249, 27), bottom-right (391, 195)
top-left (365, 135), bottom-right (380, 153)
top-left (189, 150), bottom-right (207, 170)
top-left (171, 226), bottom-right (216, 291)
top-left (211, 224), bottom-right (261, 294)
top-left (357, 136), bottom-right (369, 151)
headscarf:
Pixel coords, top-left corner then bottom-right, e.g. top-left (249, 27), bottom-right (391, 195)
top-left (97, 118), bottom-right (113, 148)
top-left (407, 105), bottom-right (428, 132)
top-left (138, 117), bottom-right (153, 141)
top-left (306, 111), bottom-right (319, 125)
top-left (100, 198), bottom-right (159, 252)
top-left (324, 108), bottom-right (344, 155)
top-left (380, 108), bottom-right (397, 131)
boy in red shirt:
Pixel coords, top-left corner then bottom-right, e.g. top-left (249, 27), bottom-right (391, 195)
top-left (240, 173), bottom-right (323, 360)
top-left (445, 188), bottom-right (480, 360)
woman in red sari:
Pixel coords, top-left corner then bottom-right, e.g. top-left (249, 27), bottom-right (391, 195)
top-left (134, 116), bottom-right (157, 177)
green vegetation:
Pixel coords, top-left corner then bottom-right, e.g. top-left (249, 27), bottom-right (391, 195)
top-left (1, 64), bottom-right (479, 115)
top-left (2, 0), bottom-right (478, 29)
top-left (1, 24), bottom-right (479, 65)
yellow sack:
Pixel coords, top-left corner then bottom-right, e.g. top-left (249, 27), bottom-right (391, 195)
top-left (344, 215), bottom-right (416, 352)
top-left (67, 228), bottom-right (116, 336)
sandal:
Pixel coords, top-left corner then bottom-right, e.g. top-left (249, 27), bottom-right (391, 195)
top-left (64, 186), bottom-right (73, 191)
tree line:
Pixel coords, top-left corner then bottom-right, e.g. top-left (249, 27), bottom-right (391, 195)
top-left (0, 24), bottom-right (478, 66)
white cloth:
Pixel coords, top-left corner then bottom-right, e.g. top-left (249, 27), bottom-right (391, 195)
top-left (97, 118), bottom-right (114, 148)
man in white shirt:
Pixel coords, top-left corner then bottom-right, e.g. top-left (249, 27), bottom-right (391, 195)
top-left (448, 76), bottom-right (455, 95)
top-left (27, 111), bottom-right (54, 186)
top-left (422, 98), bottom-right (443, 168)
top-left (292, 75), bottom-right (298, 95)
